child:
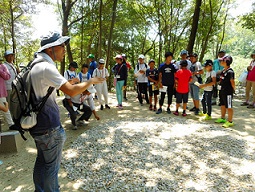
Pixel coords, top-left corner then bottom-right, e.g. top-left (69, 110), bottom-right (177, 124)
top-left (146, 59), bottom-right (159, 111)
top-left (173, 60), bottom-right (192, 116)
top-left (156, 52), bottom-right (177, 114)
top-left (215, 55), bottom-right (235, 128)
top-left (78, 64), bottom-right (100, 120)
top-left (92, 59), bottom-right (110, 110)
top-left (198, 60), bottom-right (216, 120)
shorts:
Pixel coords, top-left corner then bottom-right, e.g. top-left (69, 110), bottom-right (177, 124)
top-left (219, 91), bottom-right (233, 108)
top-left (148, 85), bottom-right (159, 96)
top-left (189, 83), bottom-right (200, 100)
top-left (176, 92), bottom-right (189, 103)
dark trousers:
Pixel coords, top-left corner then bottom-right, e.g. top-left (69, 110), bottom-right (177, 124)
top-left (63, 99), bottom-right (92, 126)
top-left (138, 82), bottom-right (149, 104)
top-left (159, 85), bottom-right (174, 106)
top-left (201, 91), bottom-right (213, 116)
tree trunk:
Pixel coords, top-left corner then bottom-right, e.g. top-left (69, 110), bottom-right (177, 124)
top-left (9, 1), bottom-right (16, 65)
top-left (98, 0), bottom-right (103, 58)
top-left (187, 0), bottom-right (202, 54)
top-left (105, 0), bottom-right (118, 90)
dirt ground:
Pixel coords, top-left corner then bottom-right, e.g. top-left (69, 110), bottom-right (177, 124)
top-left (0, 90), bottom-right (255, 192)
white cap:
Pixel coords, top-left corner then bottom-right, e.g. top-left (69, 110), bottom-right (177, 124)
top-left (99, 59), bottom-right (105, 64)
top-left (138, 54), bottom-right (145, 59)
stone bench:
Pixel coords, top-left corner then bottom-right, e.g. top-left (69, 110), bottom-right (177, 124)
top-left (0, 131), bottom-right (27, 153)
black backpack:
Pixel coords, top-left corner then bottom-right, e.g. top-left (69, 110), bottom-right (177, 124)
top-left (9, 58), bottom-right (54, 140)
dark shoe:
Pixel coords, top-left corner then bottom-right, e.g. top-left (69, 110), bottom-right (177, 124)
top-left (149, 105), bottom-right (153, 110)
top-left (167, 107), bottom-right (171, 114)
top-left (140, 103), bottom-right (143, 106)
top-left (72, 125), bottom-right (78, 130)
top-left (241, 102), bottom-right (249, 106)
top-left (100, 105), bottom-right (104, 110)
top-left (195, 109), bottom-right (200, 115)
top-left (211, 101), bottom-right (216, 105)
top-left (105, 104), bottom-right (110, 109)
top-left (189, 107), bottom-right (196, 111)
top-left (153, 105), bottom-right (157, 111)
top-left (247, 105), bottom-right (255, 108)
top-left (124, 97), bottom-right (128, 101)
top-left (156, 108), bottom-right (162, 114)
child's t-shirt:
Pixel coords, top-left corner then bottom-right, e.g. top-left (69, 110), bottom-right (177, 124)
top-left (146, 68), bottom-right (158, 85)
top-left (64, 70), bottom-right (78, 80)
top-left (204, 71), bottom-right (216, 92)
top-left (92, 68), bottom-right (109, 78)
top-left (79, 72), bottom-right (91, 82)
top-left (159, 63), bottom-right (176, 86)
top-left (175, 69), bottom-right (192, 93)
top-left (219, 68), bottom-right (235, 95)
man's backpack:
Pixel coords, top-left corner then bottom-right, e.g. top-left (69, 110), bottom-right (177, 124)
top-left (9, 58), bottom-right (54, 140)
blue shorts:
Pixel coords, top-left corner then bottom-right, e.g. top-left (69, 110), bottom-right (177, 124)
top-left (189, 83), bottom-right (200, 100)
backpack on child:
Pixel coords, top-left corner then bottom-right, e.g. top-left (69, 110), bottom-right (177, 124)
top-left (9, 58), bottom-right (54, 140)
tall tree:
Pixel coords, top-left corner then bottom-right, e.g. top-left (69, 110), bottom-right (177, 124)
top-left (187, 0), bottom-right (202, 54)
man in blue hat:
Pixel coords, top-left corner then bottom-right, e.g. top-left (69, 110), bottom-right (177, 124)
top-left (29, 31), bottom-right (104, 192)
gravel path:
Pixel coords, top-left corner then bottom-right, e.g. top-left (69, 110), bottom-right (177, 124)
top-left (62, 116), bottom-right (255, 191)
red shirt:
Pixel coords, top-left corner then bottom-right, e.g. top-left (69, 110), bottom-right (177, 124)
top-left (175, 69), bottom-right (192, 93)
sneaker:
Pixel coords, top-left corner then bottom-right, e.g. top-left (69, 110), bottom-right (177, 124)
top-left (124, 97), bottom-right (128, 101)
top-left (204, 114), bottom-right (212, 120)
top-left (222, 121), bottom-right (234, 128)
top-left (199, 112), bottom-right (206, 116)
top-left (72, 125), bottom-right (78, 130)
top-left (211, 101), bottom-right (216, 105)
top-left (156, 108), bottom-right (162, 114)
top-left (140, 103), bottom-right (143, 106)
top-left (9, 124), bottom-right (18, 130)
top-left (153, 105), bottom-right (157, 111)
top-left (105, 104), bottom-right (110, 109)
top-left (241, 102), bottom-right (249, 106)
top-left (173, 111), bottom-right (179, 116)
top-left (149, 105), bottom-right (153, 110)
top-left (189, 107), bottom-right (196, 111)
top-left (247, 104), bottom-right (255, 109)
top-left (215, 118), bottom-right (227, 123)
top-left (194, 109), bottom-right (200, 115)
top-left (100, 105), bottom-right (104, 110)
top-left (118, 104), bottom-right (123, 110)
top-left (182, 113), bottom-right (187, 117)
top-left (167, 107), bottom-right (171, 114)
top-left (77, 120), bottom-right (86, 126)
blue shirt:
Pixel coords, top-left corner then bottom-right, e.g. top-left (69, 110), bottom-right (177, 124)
top-left (88, 61), bottom-right (97, 75)
top-left (213, 59), bottom-right (224, 72)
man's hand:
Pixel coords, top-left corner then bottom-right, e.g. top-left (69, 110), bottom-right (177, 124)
top-left (88, 77), bottom-right (105, 84)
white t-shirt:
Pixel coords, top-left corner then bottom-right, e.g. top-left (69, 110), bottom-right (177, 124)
top-left (64, 70), bottom-right (78, 80)
top-left (204, 70), bottom-right (216, 91)
top-left (190, 62), bottom-right (203, 84)
top-left (92, 68), bottom-right (109, 78)
top-left (176, 59), bottom-right (192, 70)
top-left (31, 53), bottom-right (67, 101)
top-left (4, 62), bottom-right (17, 90)
top-left (134, 63), bottom-right (148, 83)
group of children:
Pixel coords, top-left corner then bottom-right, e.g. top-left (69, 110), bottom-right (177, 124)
top-left (62, 51), bottom-right (235, 129)
top-left (137, 51), bottom-right (235, 128)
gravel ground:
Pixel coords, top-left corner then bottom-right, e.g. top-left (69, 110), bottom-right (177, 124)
top-left (62, 116), bottom-right (255, 191)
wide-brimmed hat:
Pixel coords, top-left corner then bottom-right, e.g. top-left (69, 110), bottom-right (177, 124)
top-left (4, 50), bottom-right (14, 57)
top-left (38, 31), bottom-right (70, 52)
